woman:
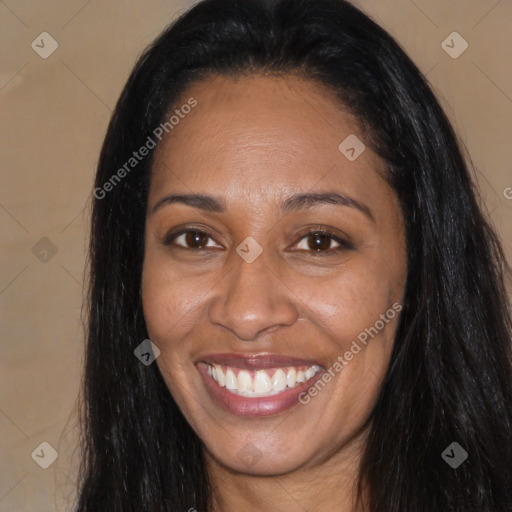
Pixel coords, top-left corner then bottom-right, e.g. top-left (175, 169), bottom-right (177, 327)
top-left (75, 0), bottom-right (512, 510)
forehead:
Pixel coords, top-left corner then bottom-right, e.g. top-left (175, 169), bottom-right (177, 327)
top-left (149, 74), bottom-right (386, 205)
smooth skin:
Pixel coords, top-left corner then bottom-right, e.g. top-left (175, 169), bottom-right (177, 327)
top-left (142, 74), bottom-right (407, 512)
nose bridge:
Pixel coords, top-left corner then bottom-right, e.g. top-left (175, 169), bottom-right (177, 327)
top-left (208, 247), bottom-right (298, 340)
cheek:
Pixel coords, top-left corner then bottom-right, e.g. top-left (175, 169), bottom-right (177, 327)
top-left (298, 267), bottom-right (396, 346)
top-left (141, 259), bottom-right (200, 400)
top-left (141, 253), bottom-right (204, 344)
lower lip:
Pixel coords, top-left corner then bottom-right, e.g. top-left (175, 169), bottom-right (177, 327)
top-left (197, 363), bottom-right (325, 417)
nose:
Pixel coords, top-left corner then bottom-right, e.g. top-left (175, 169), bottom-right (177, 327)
top-left (208, 251), bottom-right (299, 341)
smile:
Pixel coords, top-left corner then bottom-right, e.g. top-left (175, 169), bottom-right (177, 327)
top-left (196, 353), bottom-right (326, 416)
top-left (206, 363), bottom-right (323, 397)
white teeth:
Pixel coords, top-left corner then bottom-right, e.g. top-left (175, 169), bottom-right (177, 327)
top-left (225, 368), bottom-right (237, 390)
top-left (305, 367), bottom-right (316, 380)
top-left (215, 364), bottom-right (225, 387)
top-left (286, 368), bottom-right (297, 388)
top-left (272, 369), bottom-right (287, 392)
top-left (206, 363), bottom-right (322, 397)
top-left (237, 370), bottom-right (252, 392)
top-left (253, 370), bottom-right (272, 393)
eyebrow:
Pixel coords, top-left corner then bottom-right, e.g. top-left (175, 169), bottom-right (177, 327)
top-left (151, 191), bottom-right (374, 222)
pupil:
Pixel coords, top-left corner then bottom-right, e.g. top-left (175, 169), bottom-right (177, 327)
top-left (308, 233), bottom-right (330, 251)
top-left (186, 230), bottom-right (206, 248)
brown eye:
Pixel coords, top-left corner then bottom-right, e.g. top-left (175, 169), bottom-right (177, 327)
top-left (184, 230), bottom-right (209, 248)
top-left (294, 229), bottom-right (351, 254)
top-left (306, 233), bottom-right (334, 251)
top-left (163, 229), bottom-right (222, 250)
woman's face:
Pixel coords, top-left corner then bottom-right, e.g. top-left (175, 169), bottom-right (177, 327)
top-left (142, 74), bottom-right (407, 476)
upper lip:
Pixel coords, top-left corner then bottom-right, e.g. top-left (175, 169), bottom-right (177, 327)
top-left (197, 352), bottom-right (324, 370)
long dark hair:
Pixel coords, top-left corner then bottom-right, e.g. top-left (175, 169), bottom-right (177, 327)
top-left (74, 0), bottom-right (512, 510)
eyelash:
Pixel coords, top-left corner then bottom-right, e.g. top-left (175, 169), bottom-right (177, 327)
top-left (162, 226), bottom-right (353, 255)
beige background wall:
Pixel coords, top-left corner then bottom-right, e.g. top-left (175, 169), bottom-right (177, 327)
top-left (1, 1), bottom-right (511, 510)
